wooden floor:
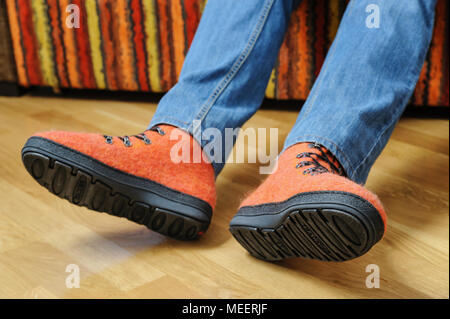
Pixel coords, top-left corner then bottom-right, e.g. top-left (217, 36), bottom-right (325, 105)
top-left (0, 93), bottom-right (448, 299)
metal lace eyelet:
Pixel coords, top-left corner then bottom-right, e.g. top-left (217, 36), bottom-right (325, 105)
top-left (143, 136), bottom-right (151, 145)
top-left (104, 135), bottom-right (113, 144)
top-left (122, 136), bottom-right (132, 147)
top-left (157, 127), bottom-right (165, 135)
top-left (149, 126), bottom-right (166, 136)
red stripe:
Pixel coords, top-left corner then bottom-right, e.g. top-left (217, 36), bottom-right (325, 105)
top-left (314, 1), bottom-right (326, 78)
top-left (47, 0), bottom-right (68, 87)
top-left (17, 0), bottom-right (43, 85)
top-left (156, 0), bottom-right (173, 91)
top-left (110, 1), bottom-right (125, 90)
top-left (130, 0), bottom-right (150, 91)
top-left (183, 0), bottom-right (201, 48)
top-left (98, 0), bottom-right (117, 90)
top-left (277, 40), bottom-right (290, 99)
top-left (72, 0), bottom-right (96, 88)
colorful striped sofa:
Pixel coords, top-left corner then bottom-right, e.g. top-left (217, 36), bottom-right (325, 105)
top-left (0, 1), bottom-right (17, 90)
top-left (2, 0), bottom-right (449, 107)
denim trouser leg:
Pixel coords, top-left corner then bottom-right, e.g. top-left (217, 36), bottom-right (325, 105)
top-left (283, 0), bottom-right (437, 184)
top-left (149, 0), bottom-right (299, 175)
top-left (151, 0), bottom-right (437, 182)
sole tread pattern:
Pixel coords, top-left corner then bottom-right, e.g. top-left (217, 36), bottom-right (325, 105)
top-left (230, 208), bottom-right (375, 262)
top-left (23, 152), bottom-right (206, 241)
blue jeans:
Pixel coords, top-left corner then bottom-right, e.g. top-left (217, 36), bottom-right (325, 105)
top-left (149, 0), bottom-right (437, 184)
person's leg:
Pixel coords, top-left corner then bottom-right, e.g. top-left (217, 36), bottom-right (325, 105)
top-left (150, 0), bottom-right (300, 176)
top-left (231, 0), bottom-right (437, 261)
top-left (283, 0), bottom-right (437, 184)
top-left (22, 0), bottom-right (299, 240)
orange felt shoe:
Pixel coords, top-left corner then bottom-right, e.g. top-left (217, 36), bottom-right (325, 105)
top-left (22, 125), bottom-right (215, 240)
top-left (230, 142), bottom-right (386, 262)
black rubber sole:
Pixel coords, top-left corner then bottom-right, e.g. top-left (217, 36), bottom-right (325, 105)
top-left (22, 137), bottom-right (213, 241)
top-left (229, 192), bottom-right (385, 262)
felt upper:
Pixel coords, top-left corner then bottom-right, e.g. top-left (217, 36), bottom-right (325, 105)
top-left (240, 143), bottom-right (387, 230)
top-left (34, 125), bottom-right (216, 209)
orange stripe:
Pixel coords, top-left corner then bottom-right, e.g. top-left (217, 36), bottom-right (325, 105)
top-left (5, 0), bottom-right (29, 86)
top-left (295, 1), bottom-right (310, 99)
top-left (277, 40), bottom-right (290, 99)
top-left (17, 0), bottom-right (42, 85)
top-left (110, 0), bottom-right (125, 89)
top-left (184, 0), bottom-right (201, 48)
top-left (413, 60), bottom-right (427, 106)
top-left (115, 0), bottom-right (138, 91)
top-left (47, 0), bottom-right (68, 87)
top-left (97, 0), bottom-right (117, 90)
top-left (130, 0), bottom-right (150, 91)
top-left (285, 12), bottom-right (297, 99)
top-left (72, 0), bottom-right (96, 88)
top-left (170, 0), bottom-right (185, 78)
top-left (156, 0), bottom-right (173, 90)
top-left (59, 0), bottom-right (81, 88)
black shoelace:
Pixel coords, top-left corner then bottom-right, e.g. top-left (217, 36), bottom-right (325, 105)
top-left (296, 143), bottom-right (344, 176)
top-left (103, 126), bottom-right (165, 147)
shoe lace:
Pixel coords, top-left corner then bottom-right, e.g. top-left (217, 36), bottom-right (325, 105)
top-left (296, 143), bottom-right (344, 176)
top-left (103, 126), bottom-right (165, 147)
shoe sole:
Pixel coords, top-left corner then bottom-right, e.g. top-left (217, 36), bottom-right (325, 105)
top-left (229, 192), bottom-right (385, 262)
top-left (22, 137), bottom-right (212, 241)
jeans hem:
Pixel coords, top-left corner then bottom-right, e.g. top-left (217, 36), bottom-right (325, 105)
top-left (148, 117), bottom-right (192, 134)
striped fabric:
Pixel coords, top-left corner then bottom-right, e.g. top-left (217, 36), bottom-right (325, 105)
top-left (0, 0), bottom-right (17, 83)
top-left (5, 0), bottom-right (449, 107)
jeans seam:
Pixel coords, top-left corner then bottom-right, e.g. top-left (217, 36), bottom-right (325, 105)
top-left (351, 86), bottom-right (417, 181)
top-left (189, 0), bottom-right (276, 135)
top-left (351, 14), bottom-right (436, 181)
top-left (351, 117), bottom-right (396, 182)
top-left (282, 134), bottom-right (356, 178)
top-left (149, 117), bottom-right (191, 132)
